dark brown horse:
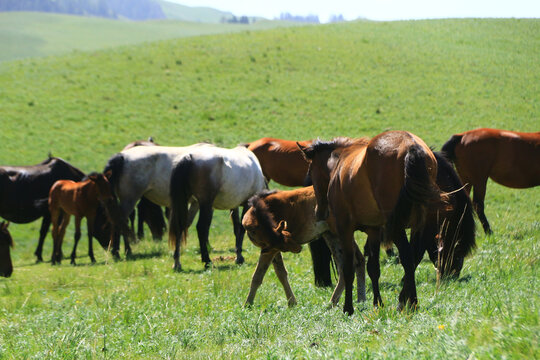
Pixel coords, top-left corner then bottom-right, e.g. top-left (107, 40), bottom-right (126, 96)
top-left (48, 172), bottom-right (121, 265)
top-left (442, 128), bottom-right (540, 234)
top-left (0, 156), bottom-right (86, 262)
top-left (0, 221), bottom-right (13, 277)
top-left (299, 131), bottom-right (447, 314)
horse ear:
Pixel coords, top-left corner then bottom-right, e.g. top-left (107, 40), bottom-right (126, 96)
top-left (296, 142), bottom-right (311, 161)
top-left (104, 169), bottom-right (113, 179)
top-left (88, 173), bottom-right (98, 181)
top-left (275, 220), bottom-right (287, 233)
top-left (1, 221), bottom-right (8, 230)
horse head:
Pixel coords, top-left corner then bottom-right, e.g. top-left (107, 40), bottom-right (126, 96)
top-left (0, 221), bottom-right (13, 278)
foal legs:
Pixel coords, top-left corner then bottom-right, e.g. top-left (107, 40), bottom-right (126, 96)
top-left (52, 211), bottom-right (70, 265)
top-left (272, 252), bottom-right (297, 306)
top-left (70, 216), bottom-right (82, 265)
top-left (365, 229), bottom-right (383, 307)
top-left (245, 250), bottom-right (277, 306)
top-left (196, 204), bottom-right (214, 268)
top-left (230, 206), bottom-right (247, 265)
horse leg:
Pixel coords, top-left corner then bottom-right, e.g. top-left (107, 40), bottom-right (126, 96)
top-left (34, 214), bottom-right (51, 263)
top-left (353, 241), bottom-right (366, 302)
top-left (87, 216), bottom-right (96, 264)
top-left (272, 252), bottom-right (297, 306)
top-left (70, 216), bottom-right (82, 265)
top-left (196, 204), bottom-right (214, 268)
top-left (323, 234), bottom-right (346, 306)
top-left (365, 229), bottom-right (383, 307)
top-left (55, 212), bottom-right (71, 265)
top-left (309, 236), bottom-right (333, 287)
top-left (230, 206), bottom-right (247, 265)
top-left (114, 198), bottom-right (137, 259)
top-left (472, 179), bottom-right (492, 235)
top-left (244, 250), bottom-right (277, 306)
top-left (336, 222), bottom-right (356, 315)
top-left (394, 229), bottom-right (417, 311)
top-left (50, 209), bottom-right (60, 265)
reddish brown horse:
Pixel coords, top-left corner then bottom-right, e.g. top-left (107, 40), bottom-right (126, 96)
top-left (246, 138), bottom-right (313, 187)
top-left (0, 221), bottom-right (13, 277)
top-left (442, 128), bottom-right (540, 234)
top-left (299, 131), bottom-right (447, 314)
top-left (48, 172), bottom-right (121, 265)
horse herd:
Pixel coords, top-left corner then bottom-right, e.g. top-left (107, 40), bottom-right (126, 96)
top-left (0, 128), bottom-right (538, 315)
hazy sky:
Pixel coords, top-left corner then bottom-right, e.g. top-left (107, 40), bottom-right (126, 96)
top-left (169, 0), bottom-right (540, 22)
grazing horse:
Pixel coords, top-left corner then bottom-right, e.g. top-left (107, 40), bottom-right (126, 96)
top-left (122, 138), bottom-right (167, 241)
top-left (168, 145), bottom-right (266, 271)
top-left (298, 131), bottom-right (447, 314)
top-left (246, 138), bottom-right (313, 186)
top-left (0, 156), bottom-right (86, 262)
top-left (246, 137), bottom-right (333, 287)
top-left (48, 172), bottom-right (119, 265)
top-left (442, 128), bottom-right (540, 234)
top-left (0, 222), bottom-right (13, 277)
top-left (104, 143), bottom-right (217, 258)
top-left (242, 186), bottom-right (365, 307)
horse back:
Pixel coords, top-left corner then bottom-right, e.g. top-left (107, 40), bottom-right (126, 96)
top-left (49, 179), bottom-right (100, 217)
top-left (455, 128), bottom-right (540, 188)
top-left (248, 138), bottom-right (312, 186)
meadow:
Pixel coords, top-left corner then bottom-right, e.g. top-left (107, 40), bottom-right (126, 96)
top-left (0, 18), bottom-right (539, 359)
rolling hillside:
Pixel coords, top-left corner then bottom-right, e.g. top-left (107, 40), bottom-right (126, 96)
top-left (0, 19), bottom-right (538, 359)
top-left (0, 12), bottom-right (298, 62)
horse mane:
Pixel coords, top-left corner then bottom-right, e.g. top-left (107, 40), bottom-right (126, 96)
top-left (246, 193), bottom-right (282, 245)
top-left (433, 151), bottom-right (477, 258)
top-left (307, 137), bottom-right (369, 155)
top-left (82, 171), bottom-right (101, 181)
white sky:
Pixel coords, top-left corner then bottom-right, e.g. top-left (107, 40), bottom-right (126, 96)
top-left (169, 0), bottom-right (540, 22)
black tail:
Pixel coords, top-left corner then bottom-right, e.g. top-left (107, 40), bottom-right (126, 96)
top-left (168, 155), bottom-right (194, 249)
top-left (384, 145), bottom-right (444, 246)
top-left (440, 134), bottom-right (463, 161)
top-left (103, 153), bottom-right (124, 197)
top-left (308, 238), bottom-right (335, 287)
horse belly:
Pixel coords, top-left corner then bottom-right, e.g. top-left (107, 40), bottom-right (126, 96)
top-left (213, 169), bottom-right (264, 210)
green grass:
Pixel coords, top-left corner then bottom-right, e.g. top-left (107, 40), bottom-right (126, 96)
top-left (0, 12), bottom-right (298, 62)
top-left (0, 18), bottom-right (539, 359)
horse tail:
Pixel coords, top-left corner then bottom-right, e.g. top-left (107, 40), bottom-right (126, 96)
top-left (384, 145), bottom-right (444, 246)
top-left (168, 155), bottom-right (193, 249)
top-left (103, 153), bottom-right (124, 197)
top-left (440, 134), bottom-right (463, 161)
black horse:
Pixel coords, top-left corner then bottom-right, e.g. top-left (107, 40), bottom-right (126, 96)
top-left (0, 156), bottom-right (111, 262)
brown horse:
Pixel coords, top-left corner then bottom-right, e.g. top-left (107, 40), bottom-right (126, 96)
top-left (48, 171), bottom-right (120, 265)
top-left (299, 131), bottom-right (447, 314)
top-left (246, 138), bottom-right (313, 187)
top-left (246, 137), bottom-right (335, 287)
top-left (242, 186), bottom-right (365, 307)
top-left (442, 128), bottom-right (540, 234)
top-left (0, 221), bottom-right (13, 277)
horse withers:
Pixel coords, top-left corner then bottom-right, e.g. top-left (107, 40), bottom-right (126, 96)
top-left (442, 128), bottom-right (540, 234)
top-left (0, 222), bottom-right (13, 277)
top-left (168, 145), bottom-right (266, 271)
top-left (299, 131), bottom-right (447, 314)
top-left (48, 172), bottom-right (120, 265)
top-left (242, 186), bottom-right (365, 307)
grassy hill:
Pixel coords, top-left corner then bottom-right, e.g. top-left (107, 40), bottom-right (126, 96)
top-left (156, 0), bottom-right (234, 23)
top-left (0, 18), bottom-right (538, 359)
top-left (0, 12), bottom-right (297, 62)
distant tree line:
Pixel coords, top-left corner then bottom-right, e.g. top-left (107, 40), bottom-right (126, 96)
top-left (0, 0), bottom-right (165, 20)
top-left (278, 13), bottom-right (320, 23)
top-left (221, 15), bottom-right (253, 24)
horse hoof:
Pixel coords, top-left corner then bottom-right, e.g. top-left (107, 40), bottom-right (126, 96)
top-left (235, 255), bottom-right (245, 265)
top-left (204, 262), bottom-right (212, 270)
top-left (172, 264), bottom-right (182, 272)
